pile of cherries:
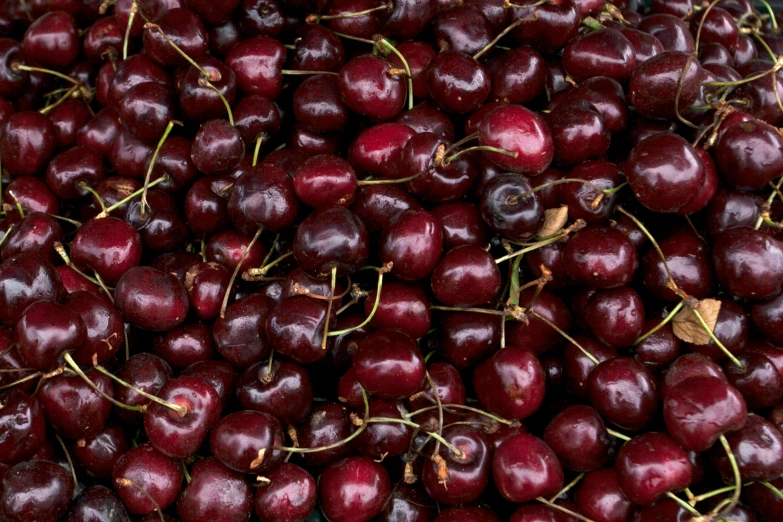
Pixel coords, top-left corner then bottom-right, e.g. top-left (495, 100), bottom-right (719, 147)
top-left (3, 0), bottom-right (783, 520)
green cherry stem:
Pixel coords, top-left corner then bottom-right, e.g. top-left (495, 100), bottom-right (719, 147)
top-left (327, 263), bottom-right (392, 337)
top-left (96, 175), bottom-right (169, 218)
top-left (633, 300), bottom-right (686, 346)
top-left (220, 225), bottom-right (263, 319)
top-left (140, 120), bottom-right (181, 220)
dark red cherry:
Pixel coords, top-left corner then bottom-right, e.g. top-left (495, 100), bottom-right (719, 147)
top-left (404, 135), bottom-right (478, 203)
top-left (233, 94), bottom-right (281, 145)
top-left (112, 444), bottom-right (183, 516)
top-left (354, 399), bottom-right (413, 458)
top-left (143, 8), bottom-right (207, 67)
top-left (563, 28), bottom-right (636, 82)
top-left (1, 460), bottom-right (73, 522)
top-left (293, 74), bottom-right (349, 133)
top-left (0, 111), bottom-right (56, 177)
top-left (118, 82), bottom-right (176, 143)
top-left (642, 232), bottom-right (714, 302)
top-left (293, 205), bottom-right (368, 278)
top-left (564, 226), bottom-right (638, 289)
top-left (431, 245), bottom-right (501, 307)
top-left (381, 209), bottom-right (443, 281)
top-left (237, 0), bottom-right (284, 37)
top-left (492, 434), bottom-right (563, 503)
top-left (266, 295), bottom-right (336, 364)
top-left (0, 254), bottom-right (64, 326)
top-left (474, 346), bottom-right (545, 420)
top-left (635, 318), bottom-right (681, 372)
top-left (628, 52), bottom-right (702, 121)
top-left (225, 36), bottom-right (285, 100)
top-left (431, 202), bottom-right (489, 250)
top-left (4, 177), bottom-right (58, 216)
top-left (584, 288), bottom-right (644, 349)
top-left (293, 154), bottom-right (356, 209)
top-left (637, 13), bottom-right (694, 53)
top-left (183, 262), bottom-right (231, 322)
top-left (508, 289), bottom-right (572, 355)
top-left (388, 42), bottom-right (436, 100)
top-left (296, 402), bottom-right (353, 467)
top-left (353, 184), bottom-right (421, 232)
top-left (433, 4), bottom-right (492, 56)
top-left (213, 294), bottom-right (274, 368)
top-left (110, 128), bottom-right (155, 178)
top-left (181, 360), bottom-right (236, 410)
top-left (16, 301), bottom-right (85, 372)
top-left (291, 24), bottom-right (345, 72)
top-left (397, 102), bottom-right (455, 141)
top-left (0, 39), bottom-right (28, 98)
top-left (713, 414), bottom-right (783, 482)
top-left (349, 123), bottom-right (415, 180)
top-left (364, 279), bottom-right (430, 339)
top-left (150, 252), bottom-right (202, 284)
top-left (71, 217), bottom-right (142, 285)
top-left (39, 368), bottom-right (113, 439)
top-left (615, 432), bottom-right (692, 506)
top-left (65, 485), bottom-right (131, 522)
top-left (145, 376), bottom-right (222, 458)
top-left (715, 119), bottom-right (783, 190)
top-left (478, 104), bottom-right (554, 175)
top-left (712, 226), bottom-right (783, 300)
top-left (320, 457), bottom-right (391, 522)
top-left (559, 161), bottom-right (623, 224)
top-left (689, 6), bottom-right (738, 51)
top-left (422, 425), bottom-right (491, 505)
top-left (178, 56), bottom-right (237, 123)
top-left (744, 478), bottom-right (783, 521)
top-left (235, 354), bottom-right (313, 424)
top-left (547, 98), bottom-right (610, 165)
top-left (753, 292), bottom-right (783, 345)
top-left (427, 51), bottom-right (489, 115)
top-left (436, 507), bottom-right (501, 522)
top-left (322, 0), bottom-right (386, 38)
top-left (0, 389), bottom-right (46, 465)
top-left (152, 322), bottom-right (215, 370)
top-left (83, 15), bottom-right (124, 61)
top-left (124, 189), bottom-right (189, 254)
top-left (76, 108), bottom-right (123, 160)
top-left (108, 55), bottom-right (169, 108)
top-left (508, 0), bottom-right (581, 53)
top-left (480, 173), bottom-right (544, 241)
top-left (114, 266), bottom-right (189, 331)
top-left (353, 329), bottom-right (425, 399)
top-left (661, 352), bottom-right (726, 396)
top-left (377, 485), bottom-right (434, 522)
top-left (185, 177), bottom-right (232, 238)
top-left (575, 468), bottom-right (632, 522)
top-left (488, 47), bottom-right (546, 105)
top-left (587, 357), bottom-right (657, 431)
top-left (254, 463), bottom-right (317, 522)
top-left (0, 213), bottom-right (62, 262)
top-left (113, 353), bottom-right (172, 425)
top-left (177, 458), bottom-right (252, 522)
top-left (563, 335), bottom-right (617, 397)
top-left (725, 352), bottom-right (783, 409)
top-left (288, 124), bottom-right (340, 156)
top-left (228, 163), bottom-right (298, 234)
top-left (439, 311), bottom-right (501, 370)
top-left (544, 404), bottom-right (611, 472)
top-left (191, 119), bottom-right (244, 175)
top-left (663, 375), bottom-right (747, 452)
top-left (70, 425), bottom-right (128, 481)
top-left (699, 42), bottom-right (736, 68)
top-left (22, 11), bottom-right (79, 69)
top-left (45, 146), bottom-right (105, 201)
top-left (49, 99), bottom-right (92, 150)
top-left (339, 54), bottom-right (406, 122)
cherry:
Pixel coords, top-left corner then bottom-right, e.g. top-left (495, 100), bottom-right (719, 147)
top-left (377, 485), bottom-right (435, 522)
top-left (480, 173), bottom-right (544, 241)
top-left (353, 329), bottom-right (425, 399)
top-left (434, 4), bottom-right (492, 56)
top-left (185, 177), bottom-right (232, 237)
top-left (206, 230), bottom-right (267, 272)
top-left (293, 205), bottom-right (368, 278)
top-left (753, 291), bottom-right (783, 345)
top-left (700, 42), bottom-right (736, 68)
top-left (22, 11), bottom-right (79, 69)
top-left (296, 402), bottom-right (353, 467)
top-left (114, 266), bottom-right (189, 331)
top-left (492, 433), bottom-right (563, 503)
top-left (587, 356), bottom-right (658, 431)
top-left (575, 468), bottom-right (633, 522)
top-left (236, 358), bottom-right (313, 424)
top-left (176, 458), bottom-right (252, 522)
top-left (65, 485), bottom-right (131, 522)
top-left (427, 51), bottom-right (490, 115)
top-left (339, 54), bottom-right (406, 122)
top-left (558, 161), bottom-right (623, 224)
top-left (628, 52), bottom-right (702, 121)
top-left (291, 24), bottom-right (345, 72)
top-left (289, 123), bottom-right (340, 156)
top-left (4, 177), bottom-right (59, 216)
top-left (712, 226), bottom-right (783, 300)
top-left (112, 353), bottom-right (173, 425)
top-left (0, 389), bottom-right (46, 465)
top-left (293, 74), bottom-right (350, 134)
top-left (150, 252), bottom-right (202, 284)
top-left (39, 368), bottom-right (113, 439)
top-left (642, 232), bottom-right (714, 302)
top-left (564, 226), bottom-right (638, 289)
top-left (353, 184), bottom-right (421, 233)
top-left (630, 499), bottom-right (693, 521)
top-left (322, 0), bottom-right (387, 39)
top-left (439, 311), bottom-right (501, 369)
top-left (474, 346), bottom-right (546, 420)
top-left (266, 295), bottom-right (336, 364)
top-left (178, 56), bottom-right (237, 123)
top-left (191, 119), bottom-right (244, 175)
top-left (403, 134), bottom-right (478, 203)
top-left (637, 14), bottom-right (694, 53)
top-left (362, 279), bottom-right (429, 339)
top-left (508, 289), bottom-right (572, 354)
top-left (0, 38), bottom-right (28, 98)
top-left (635, 318), bottom-right (680, 371)
top-left (431, 202), bottom-right (489, 250)
top-left (478, 104), bottom-right (554, 175)
top-left (143, 8), bottom-right (207, 67)
top-left (112, 444), bottom-right (183, 515)
top-left (396, 104), bottom-right (455, 142)
top-left (49, 99), bottom-right (92, 150)
top-left (354, 399), bottom-right (413, 458)
top-left (431, 245), bottom-right (501, 307)
top-left (715, 119), bottom-right (783, 191)
top-left (183, 262), bottom-right (231, 322)
top-left (71, 217), bottom-right (142, 285)
top-left (118, 82), bottom-right (176, 143)
top-left (75, 109), bottom-right (122, 160)
top-left (422, 425), bottom-right (491, 505)
top-left (435, 507), bottom-right (501, 522)
top-left (563, 334), bottom-right (617, 398)
top-left (0, 111), bottom-right (56, 177)
top-left (254, 463), bottom-right (317, 522)
top-left (690, 6), bottom-right (738, 51)
top-left (544, 404), bottom-right (611, 472)
top-left (152, 322), bottom-right (215, 370)
top-left (108, 54), bottom-right (170, 108)
top-left (381, 209), bottom-right (443, 281)
top-left (0, 253), bottom-right (64, 326)
top-left (0, 213), bottom-right (62, 262)
top-left (233, 94), bottom-right (281, 146)
top-left (725, 352), bottom-right (783, 409)
top-left (585, 287), bottom-right (645, 349)
top-left (228, 163), bottom-right (299, 234)
top-left (225, 36), bottom-right (286, 100)
top-left (349, 123), bottom-right (415, 180)
top-left (320, 457), bottom-right (390, 521)
top-left (70, 425), bottom-right (128, 481)
top-left (508, 0), bottom-right (581, 53)
top-left (144, 376), bottom-right (222, 458)
top-left (487, 47), bottom-right (546, 105)
top-left (563, 28), bottom-right (636, 83)
top-left (663, 375), bottom-right (747, 452)
top-left (213, 293), bottom-right (274, 368)
top-left (712, 414), bottom-right (783, 483)
top-left (1, 460), bottom-right (73, 522)
top-left (388, 42), bottom-right (436, 101)
top-left (16, 300), bottom-right (85, 372)
top-left (45, 146), bottom-right (105, 201)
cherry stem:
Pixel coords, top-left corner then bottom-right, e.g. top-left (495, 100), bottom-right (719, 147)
top-left (757, 0), bottom-right (778, 30)
top-left (633, 300), bottom-right (686, 346)
top-left (198, 79), bottom-right (234, 125)
top-left (355, 159), bottom-right (435, 185)
top-left (506, 274), bottom-right (550, 307)
top-left (181, 461), bottom-right (191, 483)
top-left (63, 353), bottom-right (146, 413)
top-left (474, 17), bottom-right (527, 60)
top-left (430, 305), bottom-right (508, 316)
top-left (253, 133), bottom-right (266, 167)
top-left (755, 175), bottom-right (783, 229)
top-left (94, 273), bottom-right (115, 303)
top-left (78, 182), bottom-right (106, 212)
top-left (693, 0), bottom-right (722, 52)
top-left (665, 492), bottom-right (703, 517)
top-left (373, 35), bottom-right (414, 110)
top-left (55, 433), bottom-right (81, 494)
top-left (443, 133), bottom-right (479, 158)
top-left (144, 23), bottom-right (218, 81)
top-left (96, 175), bottom-right (169, 218)
top-left (40, 84), bottom-right (79, 115)
top-left (327, 263), bottom-right (392, 337)
top-left (535, 497), bottom-right (595, 522)
top-left (442, 146), bottom-right (517, 167)
top-left (581, 16), bottom-right (603, 30)
top-left (91, 357), bottom-right (188, 417)
top-left (48, 214), bottom-right (83, 228)
top-left (220, 225), bottom-right (263, 319)
top-left (530, 310), bottom-right (600, 365)
top-left (704, 56), bottom-right (783, 88)
top-left (332, 31), bottom-right (376, 44)
top-left (244, 251), bottom-right (294, 279)
top-left (689, 485), bottom-right (736, 505)
top-left (141, 120), bottom-right (180, 220)
top-left (122, 1), bottom-right (137, 60)
top-left (116, 479), bottom-right (165, 522)
top-left (494, 233), bottom-right (570, 264)
top-left (692, 307), bottom-right (745, 370)
top-left (516, 177), bottom-right (618, 207)
top-left (6, 190), bottom-right (24, 219)
top-left (366, 417), bottom-right (465, 458)
top-left (425, 371), bottom-right (445, 458)
top-left (308, 3), bottom-right (391, 21)
top-left (320, 267), bottom-right (338, 349)
top-left (711, 434), bottom-right (741, 519)
top-left (674, 55), bottom-right (699, 129)
top-left (760, 481), bottom-right (783, 499)
top-left (550, 473), bottom-right (584, 502)
top-left (406, 403), bottom-right (517, 427)
top-left (0, 223), bottom-right (14, 250)
top-left (54, 242), bottom-right (103, 288)
top-left (0, 371), bottom-right (42, 391)
top-left (606, 428), bottom-right (631, 441)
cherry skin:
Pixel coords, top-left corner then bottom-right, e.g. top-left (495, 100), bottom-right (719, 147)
top-left (431, 245), bottom-right (501, 307)
top-left (563, 334), bottom-right (616, 398)
top-left (295, 402), bottom-right (353, 468)
top-left (0, 111), bottom-right (56, 177)
top-left (353, 329), bottom-right (426, 399)
top-left (478, 104), bottom-right (554, 175)
top-left (112, 444), bottom-right (183, 516)
top-left (339, 54), bottom-right (406, 122)
top-left (753, 291), bottom-right (783, 345)
top-left (422, 425), bottom-right (491, 505)
top-left (228, 163), bottom-right (299, 234)
top-left (69, 425), bottom-right (129, 481)
top-left (0, 389), bottom-right (46, 465)
top-left (0, 253), bottom-right (65, 327)
top-left (176, 458), bottom-right (252, 522)
top-left (235, 358), bottom-right (313, 424)
top-left (1, 460), bottom-right (73, 522)
top-left (427, 51), bottom-right (490, 115)
top-left (492, 433), bottom-right (563, 503)
top-left (564, 226), bottom-right (638, 289)
top-left (642, 232), bottom-right (714, 302)
top-left (473, 346), bottom-right (546, 420)
top-left (144, 376), bottom-right (222, 459)
top-left (291, 24), bottom-right (345, 72)
top-left (635, 318), bottom-right (681, 371)
top-left (48, 98), bottom-right (91, 151)
top-left (628, 51), bottom-right (703, 121)
top-left (22, 11), bottom-right (79, 68)
top-left (206, 230), bottom-right (267, 272)
top-left (587, 356), bottom-right (658, 431)
top-left (543, 404), bottom-right (612, 472)
top-left (0, 212), bottom-right (63, 262)
top-left (152, 322), bottom-right (215, 370)
top-left (293, 205), bottom-right (369, 278)
top-left (114, 266), bottom-right (189, 331)
top-left (348, 123), bottom-right (416, 180)
top-left (293, 75), bottom-right (350, 134)
top-left (184, 262), bottom-right (232, 322)
top-left (663, 375), bottom-right (747, 452)
top-left (65, 485), bottom-right (131, 522)
top-left (508, 0), bottom-right (581, 53)
top-left (114, 353), bottom-right (173, 425)
top-left (615, 432), bottom-right (692, 506)
top-left (725, 352), bottom-right (783, 409)
top-left (319, 456), bottom-right (391, 522)
top-left (480, 173), bottom-right (544, 241)
top-left (266, 295), bottom-right (336, 364)
top-left (431, 202), bottom-right (489, 249)
top-left (712, 414), bottom-right (783, 483)
top-left (4, 177), bottom-right (58, 216)
top-left (712, 226), bottom-right (783, 300)
top-left (488, 47), bottom-right (546, 105)
top-left (661, 353), bottom-right (727, 396)
top-left (71, 217), bottom-right (142, 285)
top-left (213, 294), bottom-right (275, 369)
top-left (507, 289), bottom-right (572, 355)
top-left (439, 311), bottom-right (501, 369)
top-left (185, 177), bottom-right (232, 238)
top-left (107, 54), bottom-right (170, 108)
top-left (254, 463), bottom-right (317, 522)
top-left (559, 161), bottom-right (623, 224)
top-left (381, 209), bottom-right (443, 281)
top-left (435, 507), bottom-right (501, 522)
top-left (715, 120), bottom-right (783, 191)
top-left (354, 399), bottom-right (414, 458)
top-left (563, 28), bottom-right (637, 82)
top-left (16, 301), bottom-right (85, 372)
top-left (191, 119), bottom-right (245, 175)
top-left (39, 368), bottom-right (113, 440)
top-left (377, 485), bottom-right (435, 522)
top-left (575, 468), bottom-right (633, 522)
top-left (143, 8), bottom-right (207, 67)
top-left (364, 280), bottom-right (431, 339)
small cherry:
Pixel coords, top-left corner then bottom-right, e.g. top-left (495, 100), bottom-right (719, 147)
top-left (112, 444), bottom-right (183, 516)
top-left (235, 358), bottom-right (313, 424)
top-left (176, 458), bottom-right (252, 522)
top-left (492, 433), bottom-right (563, 503)
top-left (254, 463), bottom-right (317, 522)
top-left (319, 457), bottom-right (391, 522)
top-left (353, 328), bottom-right (426, 399)
top-left (114, 266), bottom-right (189, 331)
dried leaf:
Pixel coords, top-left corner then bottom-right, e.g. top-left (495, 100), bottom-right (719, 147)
top-left (672, 299), bottom-right (722, 345)
top-left (538, 206), bottom-right (569, 238)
